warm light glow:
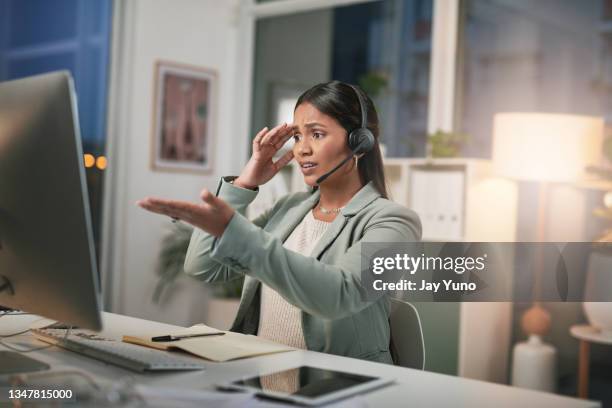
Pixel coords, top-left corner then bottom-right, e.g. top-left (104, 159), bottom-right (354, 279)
top-left (96, 156), bottom-right (107, 170)
top-left (84, 154), bottom-right (95, 168)
top-left (604, 192), bottom-right (612, 209)
top-left (492, 113), bottom-right (604, 183)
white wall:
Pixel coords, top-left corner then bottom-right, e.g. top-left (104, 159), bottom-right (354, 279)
top-left (101, 0), bottom-right (244, 325)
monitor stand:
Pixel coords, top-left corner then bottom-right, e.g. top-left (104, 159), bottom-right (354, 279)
top-left (0, 351), bottom-right (50, 375)
top-left (0, 278), bottom-right (51, 374)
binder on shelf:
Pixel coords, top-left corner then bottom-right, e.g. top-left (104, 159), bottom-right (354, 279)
top-left (409, 168), bottom-right (464, 241)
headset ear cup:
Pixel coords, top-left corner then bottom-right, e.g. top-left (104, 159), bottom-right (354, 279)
top-left (348, 130), bottom-right (359, 151)
top-left (349, 128), bottom-right (375, 155)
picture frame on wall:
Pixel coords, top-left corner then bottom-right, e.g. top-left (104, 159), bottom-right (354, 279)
top-left (151, 60), bottom-right (217, 174)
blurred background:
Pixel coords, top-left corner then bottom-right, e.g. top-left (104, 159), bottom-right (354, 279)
top-left (1, 0), bottom-right (611, 405)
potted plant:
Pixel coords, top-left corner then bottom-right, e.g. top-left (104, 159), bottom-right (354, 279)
top-left (428, 130), bottom-right (470, 158)
top-left (154, 223), bottom-right (243, 329)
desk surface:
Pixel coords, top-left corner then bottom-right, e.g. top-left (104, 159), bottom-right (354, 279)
top-left (1, 312), bottom-right (601, 408)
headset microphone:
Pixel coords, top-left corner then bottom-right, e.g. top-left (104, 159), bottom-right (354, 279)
top-left (315, 84), bottom-right (375, 185)
top-left (315, 152), bottom-right (354, 185)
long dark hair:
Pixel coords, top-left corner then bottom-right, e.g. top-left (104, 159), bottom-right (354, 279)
top-left (294, 80), bottom-right (388, 199)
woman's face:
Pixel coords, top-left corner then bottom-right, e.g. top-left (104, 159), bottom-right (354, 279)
top-left (292, 102), bottom-right (354, 187)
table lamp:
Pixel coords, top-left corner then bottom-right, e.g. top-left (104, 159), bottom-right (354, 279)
top-left (492, 112), bottom-right (604, 392)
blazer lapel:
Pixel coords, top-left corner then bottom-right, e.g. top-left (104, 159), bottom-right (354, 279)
top-left (239, 191), bottom-right (320, 332)
top-left (310, 181), bottom-right (381, 259)
top-left (310, 215), bottom-right (349, 260)
top-left (235, 182), bottom-right (381, 332)
top-left (231, 275), bottom-right (260, 333)
top-left (270, 190), bottom-right (320, 243)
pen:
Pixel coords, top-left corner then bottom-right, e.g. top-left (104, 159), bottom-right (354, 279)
top-left (151, 332), bottom-right (225, 342)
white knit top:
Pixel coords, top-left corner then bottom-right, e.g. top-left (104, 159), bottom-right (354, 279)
top-left (257, 210), bottom-right (331, 349)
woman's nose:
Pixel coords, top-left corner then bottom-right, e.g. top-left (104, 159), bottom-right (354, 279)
top-left (296, 140), bottom-right (312, 156)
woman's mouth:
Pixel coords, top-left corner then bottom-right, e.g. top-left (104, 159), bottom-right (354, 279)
top-left (300, 162), bottom-right (318, 175)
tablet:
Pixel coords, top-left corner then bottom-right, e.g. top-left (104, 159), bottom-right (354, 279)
top-left (218, 366), bottom-right (393, 406)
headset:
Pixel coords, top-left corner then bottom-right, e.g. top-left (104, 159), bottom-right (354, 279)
top-left (346, 83), bottom-right (376, 155)
top-left (315, 84), bottom-right (376, 185)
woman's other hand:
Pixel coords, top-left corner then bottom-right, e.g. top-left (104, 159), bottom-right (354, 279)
top-left (234, 123), bottom-right (296, 189)
top-left (137, 189), bottom-right (235, 237)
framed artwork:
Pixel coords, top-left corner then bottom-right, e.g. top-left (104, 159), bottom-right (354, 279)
top-left (151, 61), bottom-right (217, 173)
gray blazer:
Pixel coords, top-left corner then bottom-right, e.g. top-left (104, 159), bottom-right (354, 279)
top-left (184, 176), bottom-right (422, 364)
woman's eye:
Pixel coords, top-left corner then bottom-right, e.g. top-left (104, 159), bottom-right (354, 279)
top-left (292, 134), bottom-right (301, 142)
top-left (313, 132), bottom-right (324, 139)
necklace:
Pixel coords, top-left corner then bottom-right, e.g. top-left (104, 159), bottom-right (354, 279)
top-left (318, 202), bottom-right (345, 214)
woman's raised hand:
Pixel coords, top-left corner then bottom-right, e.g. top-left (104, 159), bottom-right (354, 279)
top-left (137, 189), bottom-right (235, 238)
top-left (234, 123), bottom-right (296, 189)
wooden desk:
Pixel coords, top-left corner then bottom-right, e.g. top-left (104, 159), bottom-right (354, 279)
top-left (0, 313), bottom-right (602, 407)
top-left (570, 325), bottom-right (612, 399)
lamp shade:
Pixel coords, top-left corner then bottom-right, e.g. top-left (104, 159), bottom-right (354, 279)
top-left (492, 113), bottom-right (604, 182)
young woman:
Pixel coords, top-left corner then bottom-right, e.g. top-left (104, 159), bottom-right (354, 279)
top-left (138, 81), bottom-right (421, 364)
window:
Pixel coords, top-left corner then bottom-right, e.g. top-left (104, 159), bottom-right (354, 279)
top-left (0, 0), bottom-right (113, 258)
top-left (252, 0), bottom-right (434, 157)
top-left (456, 0), bottom-right (612, 157)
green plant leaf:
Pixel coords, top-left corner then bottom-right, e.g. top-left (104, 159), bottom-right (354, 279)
top-left (153, 222), bottom-right (244, 303)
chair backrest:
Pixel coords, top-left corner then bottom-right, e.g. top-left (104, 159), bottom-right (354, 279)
top-left (389, 298), bottom-right (425, 370)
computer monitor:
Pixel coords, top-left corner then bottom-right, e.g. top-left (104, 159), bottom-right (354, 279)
top-left (0, 71), bottom-right (103, 332)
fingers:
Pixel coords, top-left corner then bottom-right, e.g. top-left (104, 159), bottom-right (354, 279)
top-left (199, 188), bottom-right (217, 204)
top-left (137, 197), bottom-right (206, 223)
top-left (252, 126), bottom-right (268, 152)
top-left (137, 195), bottom-right (231, 237)
top-left (274, 123), bottom-right (297, 146)
top-left (273, 149), bottom-right (294, 171)
top-left (274, 126), bottom-right (297, 149)
top-left (137, 197), bottom-right (177, 216)
top-left (254, 123), bottom-right (297, 156)
top-left (259, 123), bottom-right (287, 146)
top-left (138, 199), bottom-right (178, 218)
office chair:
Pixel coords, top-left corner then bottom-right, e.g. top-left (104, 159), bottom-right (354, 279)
top-left (389, 298), bottom-right (426, 370)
